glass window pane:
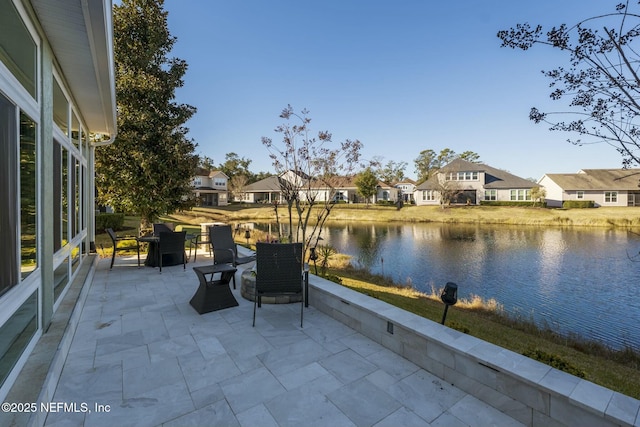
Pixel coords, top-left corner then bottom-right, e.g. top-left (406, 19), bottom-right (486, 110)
top-left (0, 92), bottom-right (18, 295)
top-left (54, 257), bottom-right (69, 302)
top-left (0, 0), bottom-right (37, 99)
top-left (62, 148), bottom-right (68, 246)
top-left (0, 291), bottom-right (37, 387)
top-left (20, 112), bottom-right (37, 278)
top-left (71, 112), bottom-right (79, 148)
top-left (53, 141), bottom-right (61, 252)
top-left (53, 79), bottom-right (68, 135)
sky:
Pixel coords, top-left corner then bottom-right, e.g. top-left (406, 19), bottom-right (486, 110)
top-left (160, 0), bottom-right (627, 181)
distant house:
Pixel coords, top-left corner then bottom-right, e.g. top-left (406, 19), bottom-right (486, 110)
top-left (539, 169), bottom-right (640, 207)
top-left (395, 179), bottom-right (416, 203)
top-left (192, 169), bottom-right (229, 206)
top-left (415, 159), bottom-right (536, 206)
top-left (238, 175), bottom-right (284, 204)
top-left (239, 171), bottom-right (400, 204)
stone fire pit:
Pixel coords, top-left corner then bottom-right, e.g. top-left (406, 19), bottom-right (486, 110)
top-left (240, 269), bottom-right (302, 304)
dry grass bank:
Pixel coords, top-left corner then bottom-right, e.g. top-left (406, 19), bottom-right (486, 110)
top-left (172, 204), bottom-right (640, 229)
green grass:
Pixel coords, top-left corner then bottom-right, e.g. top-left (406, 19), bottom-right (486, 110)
top-left (329, 265), bottom-right (640, 399)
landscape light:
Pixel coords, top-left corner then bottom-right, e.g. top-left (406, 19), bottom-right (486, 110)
top-left (440, 282), bottom-right (458, 325)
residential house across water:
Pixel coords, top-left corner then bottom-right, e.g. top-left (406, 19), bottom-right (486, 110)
top-left (415, 158), bottom-right (536, 206)
top-left (539, 169), bottom-right (640, 207)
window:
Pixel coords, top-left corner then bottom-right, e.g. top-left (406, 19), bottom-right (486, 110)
top-left (447, 171), bottom-right (478, 181)
top-left (0, 291), bottom-right (37, 387)
top-left (422, 190), bottom-right (436, 201)
top-left (0, 93), bottom-right (19, 294)
top-left (605, 191), bottom-right (618, 203)
top-left (193, 177), bottom-right (202, 186)
top-left (577, 191), bottom-right (584, 199)
top-left (510, 189), bottom-right (531, 201)
top-left (53, 79), bottom-right (68, 135)
top-left (20, 112), bottom-right (37, 278)
top-left (0, 0), bottom-right (37, 99)
top-left (484, 189), bottom-right (497, 201)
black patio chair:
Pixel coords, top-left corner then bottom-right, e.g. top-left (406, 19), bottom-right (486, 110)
top-left (209, 225), bottom-right (256, 288)
top-left (153, 222), bottom-right (174, 236)
top-left (253, 242), bottom-right (304, 327)
top-left (105, 228), bottom-right (140, 269)
top-left (158, 231), bottom-right (186, 273)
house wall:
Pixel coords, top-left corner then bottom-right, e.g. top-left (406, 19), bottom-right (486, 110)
top-left (539, 176), bottom-right (630, 207)
top-left (0, 0), bottom-right (107, 401)
top-left (538, 176), bottom-right (564, 207)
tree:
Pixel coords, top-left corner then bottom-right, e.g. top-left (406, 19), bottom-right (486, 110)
top-left (96, 0), bottom-right (198, 228)
top-left (498, 2), bottom-right (640, 168)
top-left (434, 176), bottom-right (463, 209)
top-left (354, 168), bottom-right (379, 206)
top-left (218, 152), bottom-right (252, 180)
top-left (229, 174), bottom-right (249, 203)
top-left (198, 155), bottom-right (216, 170)
top-left (262, 105), bottom-right (364, 252)
top-left (458, 151), bottom-right (481, 163)
top-left (530, 186), bottom-right (547, 207)
top-left (374, 159), bottom-right (407, 183)
top-left (414, 148), bottom-right (463, 183)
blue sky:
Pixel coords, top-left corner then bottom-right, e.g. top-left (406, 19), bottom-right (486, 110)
top-left (162, 0), bottom-right (624, 180)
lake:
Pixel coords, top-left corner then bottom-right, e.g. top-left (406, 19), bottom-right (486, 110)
top-left (257, 222), bottom-right (640, 350)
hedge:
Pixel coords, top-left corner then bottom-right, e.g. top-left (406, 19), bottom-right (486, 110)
top-left (96, 213), bottom-right (125, 232)
top-left (562, 200), bottom-right (595, 208)
top-left (480, 201), bottom-right (547, 207)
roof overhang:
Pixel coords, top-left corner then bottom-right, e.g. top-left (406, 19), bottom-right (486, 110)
top-left (31, 0), bottom-right (116, 140)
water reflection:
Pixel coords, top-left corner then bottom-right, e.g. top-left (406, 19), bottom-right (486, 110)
top-left (319, 222), bottom-right (640, 351)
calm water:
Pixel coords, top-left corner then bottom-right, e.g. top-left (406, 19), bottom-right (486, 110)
top-left (259, 222), bottom-right (640, 350)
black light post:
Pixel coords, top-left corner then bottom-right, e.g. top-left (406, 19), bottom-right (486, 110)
top-left (308, 247), bottom-right (318, 275)
top-left (440, 282), bottom-right (458, 325)
top-left (244, 228), bottom-right (251, 246)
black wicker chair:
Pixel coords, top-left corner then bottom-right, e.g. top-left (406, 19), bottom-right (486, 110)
top-left (209, 225), bottom-right (255, 288)
top-left (105, 228), bottom-right (140, 269)
top-left (253, 242), bottom-right (304, 327)
top-left (153, 222), bottom-right (174, 236)
top-left (158, 231), bottom-right (186, 273)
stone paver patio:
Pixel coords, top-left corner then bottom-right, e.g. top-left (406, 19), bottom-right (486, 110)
top-left (42, 254), bottom-right (523, 427)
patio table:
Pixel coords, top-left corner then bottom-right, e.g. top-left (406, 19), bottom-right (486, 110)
top-left (139, 233), bottom-right (196, 267)
top-left (190, 264), bottom-right (238, 314)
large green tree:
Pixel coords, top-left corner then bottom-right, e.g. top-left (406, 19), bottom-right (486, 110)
top-left (96, 0), bottom-right (198, 228)
top-left (498, 2), bottom-right (640, 168)
top-left (218, 152), bottom-right (252, 180)
top-left (354, 168), bottom-right (379, 206)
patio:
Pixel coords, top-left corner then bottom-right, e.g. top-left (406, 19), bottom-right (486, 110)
top-left (38, 253), bottom-right (523, 427)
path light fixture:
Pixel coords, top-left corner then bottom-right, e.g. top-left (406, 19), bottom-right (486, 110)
top-left (440, 282), bottom-right (458, 325)
top-left (308, 246), bottom-right (318, 274)
top-left (244, 228), bottom-right (251, 246)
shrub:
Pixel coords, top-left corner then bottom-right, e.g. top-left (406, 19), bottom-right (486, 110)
top-left (522, 348), bottom-right (586, 378)
top-left (562, 200), bottom-right (595, 208)
top-left (480, 201), bottom-right (547, 207)
top-left (96, 213), bottom-right (125, 232)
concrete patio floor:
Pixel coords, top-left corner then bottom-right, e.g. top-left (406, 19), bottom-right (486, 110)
top-left (43, 254), bottom-right (524, 427)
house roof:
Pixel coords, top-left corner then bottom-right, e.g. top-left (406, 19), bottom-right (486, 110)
top-left (32, 0), bottom-right (116, 138)
top-left (416, 159), bottom-right (534, 190)
top-left (543, 169), bottom-right (640, 190)
top-left (243, 176), bottom-right (283, 192)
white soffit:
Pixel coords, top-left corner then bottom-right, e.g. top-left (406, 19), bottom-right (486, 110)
top-left (31, 0), bottom-right (116, 137)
